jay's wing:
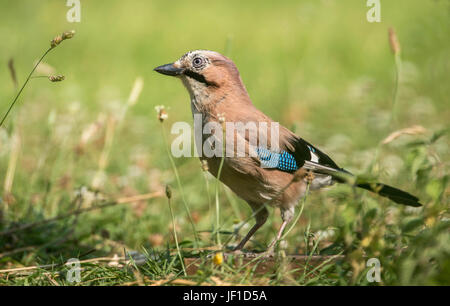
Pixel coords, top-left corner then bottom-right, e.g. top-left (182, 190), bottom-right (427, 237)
top-left (256, 134), bottom-right (422, 207)
top-left (257, 135), bottom-right (345, 190)
top-left (257, 134), bottom-right (345, 175)
top-left (284, 135), bottom-right (344, 172)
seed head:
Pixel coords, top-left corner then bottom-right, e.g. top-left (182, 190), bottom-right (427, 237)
top-left (165, 185), bottom-right (172, 200)
top-left (388, 27), bottom-right (401, 55)
top-left (217, 113), bottom-right (225, 124)
top-left (50, 35), bottom-right (63, 48)
top-left (155, 105), bottom-right (168, 122)
top-left (62, 30), bottom-right (76, 40)
top-left (48, 75), bottom-right (65, 82)
top-left (217, 113), bottom-right (226, 131)
top-left (50, 30), bottom-right (76, 49)
top-left (201, 159), bottom-right (209, 172)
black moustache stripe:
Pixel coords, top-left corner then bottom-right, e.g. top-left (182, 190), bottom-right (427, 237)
top-left (184, 69), bottom-right (216, 87)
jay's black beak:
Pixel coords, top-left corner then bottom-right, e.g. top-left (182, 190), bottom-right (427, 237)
top-left (153, 63), bottom-right (184, 76)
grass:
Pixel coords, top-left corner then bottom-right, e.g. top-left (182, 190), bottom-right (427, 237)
top-left (0, 0), bottom-right (449, 285)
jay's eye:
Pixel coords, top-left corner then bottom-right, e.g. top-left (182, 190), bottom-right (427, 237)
top-left (192, 57), bottom-right (204, 68)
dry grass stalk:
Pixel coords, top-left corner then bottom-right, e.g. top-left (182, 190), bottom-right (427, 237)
top-left (127, 77), bottom-right (144, 107)
top-left (116, 191), bottom-right (164, 204)
top-left (3, 132), bottom-right (21, 203)
top-left (0, 256), bottom-right (127, 275)
top-left (0, 250), bottom-right (158, 275)
top-left (78, 114), bottom-right (106, 147)
top-left (91, 116), bottom-right (116, 189)
top-left (91, 77), bottom-right (144, 189)
top-left (382, 125), bottom-right (427, 144)
top-left (44, 274), bottom-right (60, 286)
top-left (388, 27), bottom-right (402, 126)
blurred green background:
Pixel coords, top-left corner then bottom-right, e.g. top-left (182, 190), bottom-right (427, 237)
top-left (0, 0), bottom-right (448, 285)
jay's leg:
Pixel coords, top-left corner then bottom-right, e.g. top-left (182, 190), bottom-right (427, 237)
top-left (267, 206), bottom-right (294, 252)
top-left (233, 202), bottom-right (268, 251)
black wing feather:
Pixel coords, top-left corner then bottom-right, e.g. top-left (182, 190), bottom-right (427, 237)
top-left (286, 136), bottom-right (342, 170)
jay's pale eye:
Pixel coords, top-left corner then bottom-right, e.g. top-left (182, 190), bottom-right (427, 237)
top-left (192, 57), bottom-right (204, 68)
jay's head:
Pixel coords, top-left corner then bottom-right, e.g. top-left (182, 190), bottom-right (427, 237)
top-left (154, 50), bottom-right (246, 104)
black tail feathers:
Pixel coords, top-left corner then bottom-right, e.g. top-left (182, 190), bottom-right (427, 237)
top-left (301, 161), bottom-right (422, 207)
top-left (356, 182), bottom-right (422, 207)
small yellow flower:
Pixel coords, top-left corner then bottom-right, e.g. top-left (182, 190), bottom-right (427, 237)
top-left (425, 216), bottom-right (435, 228)
top-left (213, 252), bottom-right (223, 266)
top-left (361, 236), bottom-right (372, 248)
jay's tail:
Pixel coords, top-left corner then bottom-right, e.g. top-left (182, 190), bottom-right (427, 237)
top-left (355, 182), bottom-right (422, 207)
top-left (302, 161), bottom-right (422, 207)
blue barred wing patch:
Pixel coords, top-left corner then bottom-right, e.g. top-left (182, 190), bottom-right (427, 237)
top-left (256, 147), bottom-right (298, 172)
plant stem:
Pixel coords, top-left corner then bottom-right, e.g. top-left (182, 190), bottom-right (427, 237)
top-left (0, 47), bottom-right (52, 127)
top-left (390, 53), bottom-right (402, 127)
top-left (214, 127), bottom-right (226, 246)
top-left (167, 195), bottom-right (187, 276)
top-left (280, 183), bottom-right (310, 241)
top-left (159, 123), bottom-right (200, 246)
top-left (201, 170), bottom-right (213, 230)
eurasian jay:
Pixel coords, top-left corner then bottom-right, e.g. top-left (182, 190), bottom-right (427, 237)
top-left (154, 50), bottom-right (422, 251)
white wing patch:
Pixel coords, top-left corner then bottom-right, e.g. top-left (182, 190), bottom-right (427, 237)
top-left (310, 151), bottom-right (319, 163)
top-left (306, 145), bottom-right (320, 163)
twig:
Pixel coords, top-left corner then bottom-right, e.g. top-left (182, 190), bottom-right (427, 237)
top-left (0, 191), bottom-right (163, 237)
top-left (0, 256), bottom-right (129, 274)
top-left (0, 246), bottom-right (36, 258)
